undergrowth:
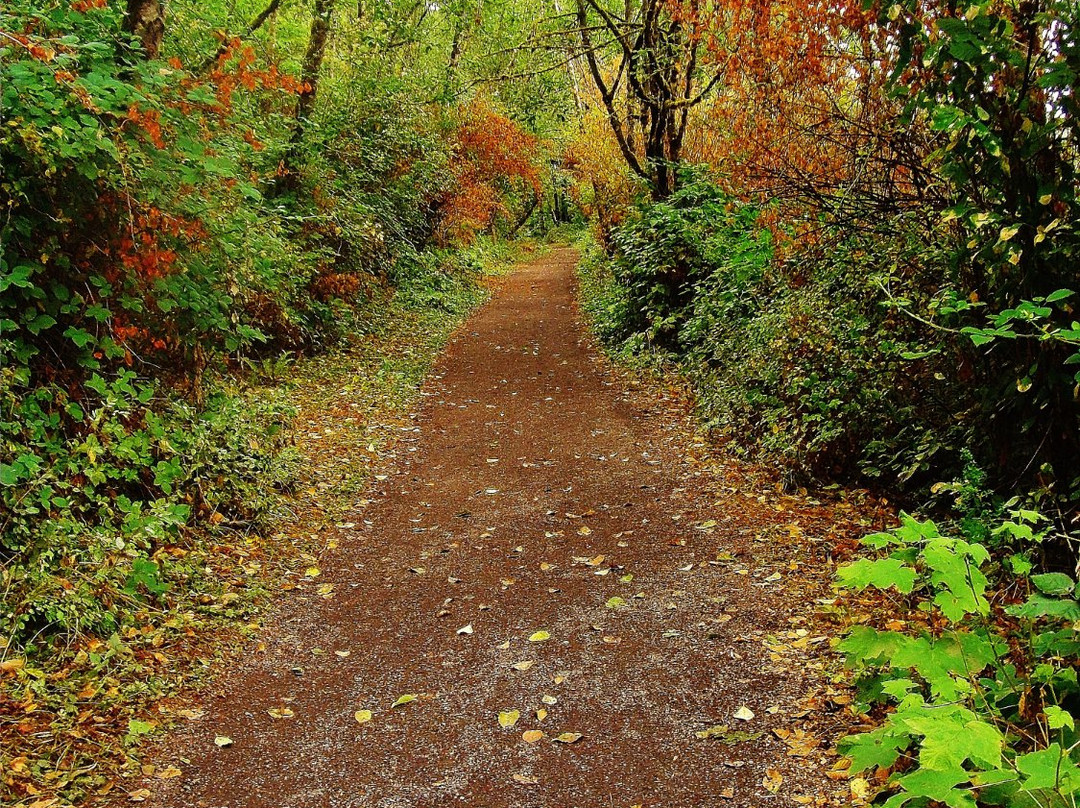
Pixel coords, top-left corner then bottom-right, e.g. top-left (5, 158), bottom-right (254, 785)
top-left (0, 239), bottom-right (516, 806)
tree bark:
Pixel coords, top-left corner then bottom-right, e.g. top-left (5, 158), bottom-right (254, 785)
top-left (124, 0), bottom-right (165, 59)
top-left (275, 0), bottom-right (335, 193)
top-left (295, 0), bottom-right (334, 126)
top-left (571, 0), bottom-right (715, 199)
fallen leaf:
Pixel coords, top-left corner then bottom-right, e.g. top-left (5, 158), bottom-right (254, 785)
top-left (497, 640), bottom-right (510, 650)
top-left (511, 660), bottom-right (534, 671)
top-left (762, 769), bottom-right (783, 793)
top-left (695, 725), bottom-right (763, 743)
top-left (733, 706), bottom-right (755, 721)
top-left (317, 583), bottom-right (335, 598)
top-left (850, 777), bottom-right (871, 804)
top-left (457, 624), bottom-right (474, 635)
top-left (536, 708), bottom-right (548, 721)
top-left (528, 630), bottom-right (551, 642)
top-left (304, 566), bottom-right (320, 578)
top-left (541, 694), bottom-right (558, 705)
top-left (177, 708), bottom-right (204, 721)
top-left (540, 562), bottom-right (553, 571)
top-left (354, 709), bottom-right (373, 724)
top-left (1, 658), bottom-right (26, 673)
top-left (522, 729), bottom-right (545, 743)
top-left (552, 732), bottom-right (582, 744)
top-left (498, 709), bottom-right (521, 728)
top-left (157, 766), bottom-right (182, 779)
top-left (267, 707), bottom-right (294, 719)
top-left (335, 650), bottom-right (351, 658)
top-left (213, 735), bottom-right (233, 748)
top-left (586, 554), bottom-right (604, 566)
top-left (512, 773), bottom-right (539, 786)
top-left (128, 789), bottom-right (151, 802)
top-left (391, 694), bottom-right (417, 708)
top-left (605, 596), bottom-right (627, 609)
top-left (578, 526), bottom-right (592, 536)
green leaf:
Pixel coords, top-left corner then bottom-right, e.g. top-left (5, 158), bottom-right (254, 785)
top-left (1007, 594), bottom-right (1080, 621)
top-left (893, 766), bottom-right (975, 808)
top-left (837, 558), bottom-right (917, 593)
top-left (1031, 573), bottom-right (1076, 597)
top-left (1044, 706), bottom-right (1075, 731)
top-left (25, 313), bottom-right (57, 335)
top-left (838, 725), bottom-right (911, 773)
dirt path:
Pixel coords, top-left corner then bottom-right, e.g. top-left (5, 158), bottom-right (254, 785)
top-left (149, 247), bottom-right (849, 807)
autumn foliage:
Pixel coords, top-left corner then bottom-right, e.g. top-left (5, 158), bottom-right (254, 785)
top-left (436, 100), bottom-right (542, 245)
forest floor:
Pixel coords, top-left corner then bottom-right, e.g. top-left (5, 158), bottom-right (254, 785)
top-left (142, 247), bottom-right (885, 808)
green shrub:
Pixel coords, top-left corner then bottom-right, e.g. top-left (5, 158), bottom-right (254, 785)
top-left (836, 512), bottom-right (1080, 807)
top-left (0, 365), bottom-right (298, 648)
top-left (591, 169), bottom-right (972, 488)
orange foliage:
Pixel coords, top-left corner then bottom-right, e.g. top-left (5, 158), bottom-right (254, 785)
top-left (311, 272), bottom-right (363, 302)
top-left (688, 0), bottom-right (912, 224)
top-left (436, 100), bottom-right (541, 245)
top-left (70, 0), bottom-right (107, 13)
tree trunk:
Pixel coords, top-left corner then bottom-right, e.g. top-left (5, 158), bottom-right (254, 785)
top-left (124, 0), bottom-right (165, 59)
top-left (296, 0), bottom-right (334, 127)
top-left (275, 0), bottom-right (335, 193)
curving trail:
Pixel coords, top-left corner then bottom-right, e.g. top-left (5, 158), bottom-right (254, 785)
top-left (149, 247), bottom-right (840, 808)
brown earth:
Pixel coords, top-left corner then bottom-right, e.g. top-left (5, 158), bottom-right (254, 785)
top-left (147, 247), bottom-right (865, 808)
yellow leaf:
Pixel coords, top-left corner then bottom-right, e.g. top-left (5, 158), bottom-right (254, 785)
top-left (552, 732), bottom-right (582, 744)
top-left (512, 773), bottom-right (539, 785)
top-left (511, 660), bottom-right (534, 671)
top-left (733, 706), bottom-right (755, 721)
top-left (213, 735), bottom-right (233, 748)
top-left (498, 709), bottom-right (520, 728)
top-left (354, 709), bottom-right (373, 724)
top-left (762, 769), bottom-right (783, 793)
top-left (528, 631), bottom-right (550, 642)
top-left (391, 694), bottom-right (417, 708)
top-left (522, 729), bottom-right (545, 743)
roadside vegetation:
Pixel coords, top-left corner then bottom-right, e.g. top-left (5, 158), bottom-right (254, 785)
top-left (567, 1), bottom-right (1080, 805)
top-left (3, 0), bottom-right (1078, 805)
